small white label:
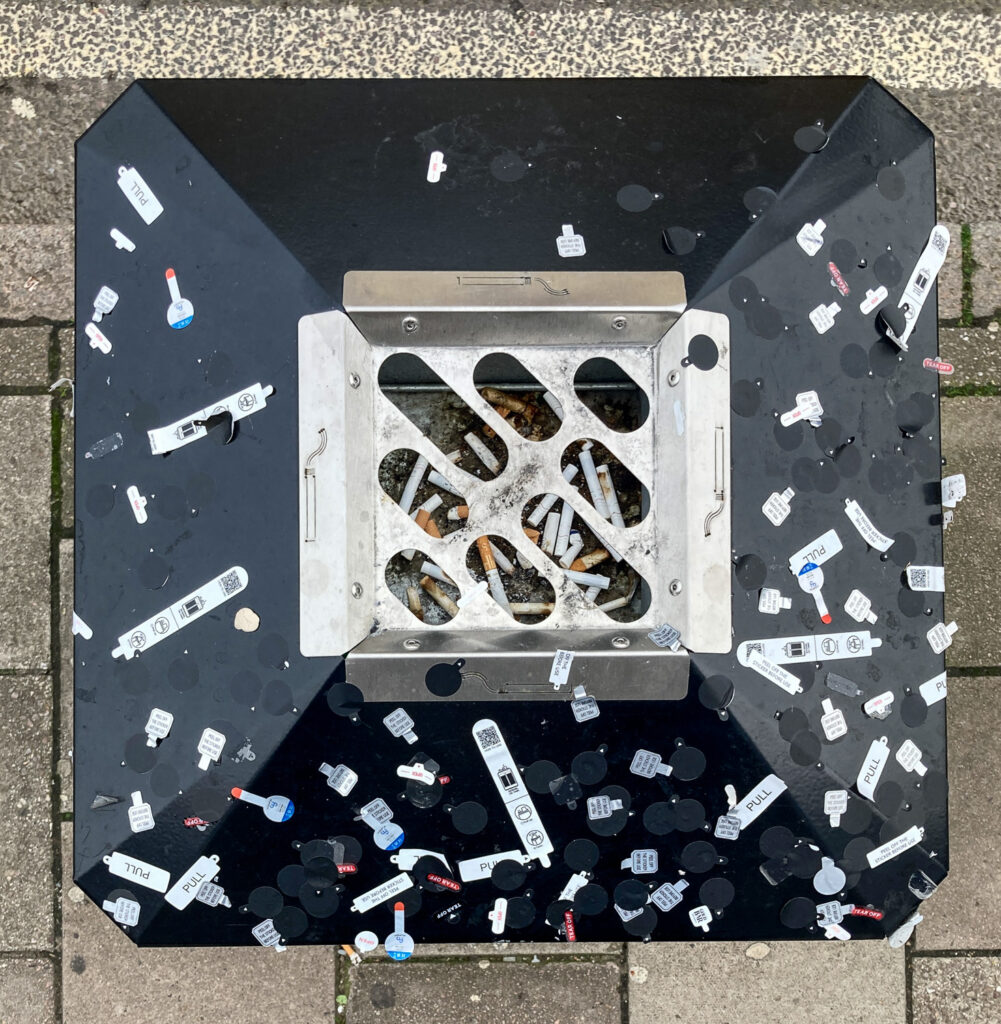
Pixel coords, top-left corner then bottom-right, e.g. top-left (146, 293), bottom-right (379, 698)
top-left (844, 499), bottom-right (894, 552)
top-left (351, 873), bottom-right (413, 913)
top-left (859, 285), bottom-right (888, 315)
top-left (71, 612), bottom-right (93, 640)
top-left (556, 223), bottom-right (586, 258)
top-left (896, 739), bottom-right (928, 776)
top-left (780, 390), bottom-right (823, 427)
top-left (126, 485), bottom-right (148, 524)
top-left (320, 762), bottom-right (358, 796)
top-left (863, 691), bottom-right (895, 720)
top-left (359, 797), bottom-right (393, 826)
top-left (117, 165), bottom-right (164, 224)
top-left (647, 623), bottom-right (682, 650)
top-left (758, 588), bottom-right (791, 615)
top-left (941, 474), bottom-right (967, 509)
top-left (384, 708), bottom-right (418, 744)
top-left (734, 774), bottom-right (788, 829)
top-left (103, 897), bottom-right (140, 926)
top-left (867, 825), bottom-right (924, 868)
top-left (196, 881), bottom-right (229, 908)
top-left (426, 151), bottom-right (447, 183)
top-left (571, 695), bottom-right (600, 722)
top-left (796, 218), bottom-right (826, 256)
top-left (651, 879), bottom-right (689, 911)
top-left (110, 227), bottom-right (135, 252)
top-left (714, 814), bottom-right (741, 840)
top-left (558, 871), bottom-right (591, 902)
top-left (745, 650), bottom-right (803, 694)
top-left (489, 898), bottom-right (508, 935)
top-left (627, 849), bottom-right (659, 874)
top-left (809, 302), bottom-right (841, 334)
top-left (927, 621), bottom-right (958, 654)
top-left (906, 566), bottom-right (946, 592)
top-left (689, 905), bottom-right (713, 931)
top-left (354, 930), bottom-right (379, 953)
top-left (630, 749), bottom-right (672, 778)
top-left (820, 699), bottom-right (847, 741)
top-left (738, 631), bottom-right (882, 665)
top-left (824, 789), bottom-right (848, 828)
top-left (92, 285), bottom-right (119, 322)
top-left (845, 589), bottom-right (878, 624)
top-left (817, 900), bottom-right (844, 926)
top-left (762, 488), bottom-right (795, 525)
top-left (856, 736), bottom-right (890, 799)
top-left (788, 529), bottom-right (843, 573)
top-left (128, 791), bottom-right (154, 833)
top-left (919, 672), bottom-right (947, 706)
top-left (587, 795), bottom-right (623, 820)
top-left (252, 918), bottom-right (284, 949)
top-left (397, 763), bottom-right (435, 786)
top-left (549, 649), bottom-right (575, 689)
top-left (84, 322), bottom-right (112, 353)
top-left (104, 851), bottom-right (170, 893)
top-left (197, 728), bottom-right (225, 770)
top-left (165, 854), bottom-right (221, 910)
top-left (144, 707), bottom-right (173, 746)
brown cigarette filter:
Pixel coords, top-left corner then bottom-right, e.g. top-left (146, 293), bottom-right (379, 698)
top-left (420, 575), bottom-right (459, 617)
top-left (476, 535), bottom-right (497, 572)
top-left (406, 586), bottom-right (424, 621)
top-left (416, 508), bottom-right (442, 539)
top-left (481, 387), bottom-right (530, 415)
top-left (571, 548), bottom-right (611, 572)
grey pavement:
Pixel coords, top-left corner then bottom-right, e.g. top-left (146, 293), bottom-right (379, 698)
top-left (912, 956), bottom-right (1001, 1024)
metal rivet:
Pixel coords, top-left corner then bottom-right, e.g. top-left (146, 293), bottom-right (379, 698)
top-left (403, 638), bottom-right (421, 651)
top-left (351, 582), bottom-right (364, 598)
top-left (402, 316), bottom-right (420, 334)
top-left (668, 369), bottom-right (681, 387)
top-left (611, 315), bottom-right (628, 331)
top-left (348, 372), bottom-right (361, 389)
top-left (611, 636), bottom-right (630, 649)
top-left (669, 579), bottom-right (683, 596)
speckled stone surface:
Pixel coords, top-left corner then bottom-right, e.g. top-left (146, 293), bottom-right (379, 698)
top-left (971, 223), bottom-right (1001, 319)
top-left (0, 326), bottom-right (50, 386)
top-left (0, 224), bottom-right (72, 319)
top-left (0, 958), bottom-right (55, 1024)
top-left (917, 677), bottom-right (1001, 950)
top-left (58, 539), bottom-right (73, 815)
top-left (939, 327), bottom-right (1001, 388)
top-left (912, 955), bottom-right (1001, 1024)
top-left (0, 2), bottom-right (999, 88)
top-left (937, 221), bottom-right (962, 321)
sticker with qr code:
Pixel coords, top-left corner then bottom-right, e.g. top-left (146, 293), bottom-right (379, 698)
top-left (907, 565), bottom-right (945, 592)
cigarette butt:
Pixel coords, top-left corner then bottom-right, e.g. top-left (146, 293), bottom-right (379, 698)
top-left (416, 507), bottom-right (442, 539)
top-left (597, 464), bottom-right (625, 529)
top-left (481, 387), bottom-right (531, 416)
top-left (464, 431), bottom-right (502, 474)
top-left (489, 541), bottom-right (516, 575)
top-left (596, 594), bottom-right (630, 611)
top-left (570, 548), bottom-right (611, 572)
top-left (584, 585), bottom-right (601, 604)
top-left (399, 455), bottom-right (429, 515)
top-left (420, 560), bottom-right (455, 586)
top-left (564, 568), bottom-right (611, 590)
top-left (541, 511), bottom-right (560, 555)
top-left (447, 504), bottom-right (470, 521)
top-left (406, 586), bottom-right (424, 621)
top-left (476, 536), bottom-right (497, 572)
top-left (524, 527), bottom-right (541, 544)
top-left (427, 469), bottom-right (462, 496)
top-left (420, 575), bottom-right (459, 617)
top-left (555, 500), bottom-right (574, 558)
top-left (579, 442), bottom-right (610, 518)
top-left (527, 465), bottom-right (579, 527)
top-left (510, 601), bottom-right (556, 615)
top-left (559, 531), bottom-right (584, 569)
top-left (482, 406), bottom-right (510, 438)
top-left (424, 518), bottom-right (442, 539)
top-left (543, 391), bottom-right (565, 421)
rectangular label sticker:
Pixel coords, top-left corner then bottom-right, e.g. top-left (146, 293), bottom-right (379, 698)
top-left (788, 529), bottom-right (843, 573)
top-left (104, 851), bottom-right (170, 893)
top-left (906, 566), bottom-right (946, 592)
top-left (165, 855), bottom-right (220, 909)
top-left (351, 873), bottom-right (413, 913)
top-left (866, 825), bottom-right (924, 868)
top-left (549, 650), bottom-right (574, 689)
top-left (457, 851), bottom-right (525, 883)
top-left (919, 672), bottom-right (947, 706)
top-left (856, 736), bottom-right (890, 800)
top-left (147, 383), bottom-right (274, 455)
top-left (738, 631), bottom-right (881, 666)
top-left (844, 499), bottom-right (894, 551)
top-left (734, 774), bottom-right (788, 829)
top-left (744, 651), bottom-right (803, 694)
top-left (116, 165), bottom-right (164, 224)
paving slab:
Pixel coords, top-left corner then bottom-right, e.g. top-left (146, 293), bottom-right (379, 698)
top-left (628, 941), bottom-right (905, 1024)
top-left (935, 221), bottom-right (962, 322)
top-left (0, 224), bottom-right (73, 320)
top-left (60, 823), bottom-right (341, 1024)
top-left (0, 78), bottom-right (128, 223)
top-left (411, 941), bottom-right (621, 957)
top-left (916, 677), bottom-right (1000, 950)
top-left (0, 326), bottom-right (50, 386)
top-left (0, 675), bottom-right (54, 950)
top-left (941, 399), bottom-right (1001, 667)
top-left (347, 959), bottom-right (621, 1024)
top-left (938, 327), bottom-right (1001, 388)
top-left (971, 222), bottom-right (1001, 320)
top-left (0, 396), bottom-right (51, 671)
top-left (0, 957), bottom-right (55, 1024)
top-left (59, 392), bottom-right (73, 529)
top-left (58, 539), bottom-right (72, 815)
top-left (912, 954), bottom-right (1001, 1024)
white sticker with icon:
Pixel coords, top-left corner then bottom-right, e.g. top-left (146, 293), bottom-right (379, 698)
top-left (556, 223), bottom-right (586, 258)
top-left (738, 630), bottom-right (882, 666)
top-left (117, 165), bottom-right (164, 224)
top-left (147, 384), bottom-right (274, 455)
top-left (128, 791), bottom-right (154, 833)
top-left (164, 268), bottom-right (195, 329)
top-left (844, 499), bottom-right (894, 551)
top-left (104, 851), bottom-right (170, 892)
top-left (762, 487), bottom-right (795, 525)
top-left (232, 787), bottom-right (294, 823)
top-left (856, 736), bottom-right (890, 800)
top-left (919, 672), bottom-right (947, 706)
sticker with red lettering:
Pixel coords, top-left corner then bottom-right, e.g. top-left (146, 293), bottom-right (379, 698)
top-left (828, 262), bottom-right (850, 296)
top-left (563, 910), bottom-right (577, 941)
top-left (923, 356), bottom-right (954, 375)
top-left (427, 873), bottom-right (462, 892)
top-left (850, 906), bottom-right (884, 920)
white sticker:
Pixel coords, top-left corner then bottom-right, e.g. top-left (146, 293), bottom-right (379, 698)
top-left (689, 905), bottom-right (713, 931)
top-left (844, 499), bottom-right (894, 551)
top-left (126, 485), bottom-right (148, 524)
top-left (71, 612), bottom-right (93, 640)
top-left (738, 631), bottom-right (882, 665)
top-left (824, 789), bottom-right (848, 828)
top-left (866, 825), bottom-right (924, 869)
top-left (651, 878), bottom-right (689, 912)
top-left (820, 699), bottom-right (847, 741)
top-left (647, 624), bottom-right (682, 650)
top-left (84, 322), bottom-right (112, 354)
top-left (796, 218), bottom-right (826, 256)
top-left (102, 897), bottom-right (140, 926)
top-left (488, 897), bottom-right (508, 934)
top-left (147, 384), bottom-right (274, 455)
top-left (350, 873), bottom-right (413, 913)
top-left (809, 302), bottom-right (841, 334)
top-left (473, 719), bottom-right (553, 867)
top-left (196, 881), bottom-right (230, 908)
top-left (813, 856), bottom-right (847, 896)
top-left (144, 707), bottom-right (173, 746)
top-left (884, 224), bottom-right (950, 350)
top-left (856, 736), bottom-right (890, 800)
top-left (457, 850), bottom-right (526, 883)
top-left (625, 849), bottom-right (659, 874)
top-left (714, 814), bottom-right (741, 840)
top-left (762, 488), bottom-right (795, 525)
top-left (614, 903), bottom-right (645, 922)
top-left (927, 620), bottom-right (958, 654)
top-left (734, 774), bottom-right (788, 828)
top-left (397, 763), bottom-right (435, 786)
top-left (354, 930), bottom-right (379, 953)
top-left (845, 589), bottom-right (878, 624)
top-left (128, 791), bottom-right (154, 833)
top-left (941, 474), bottom-right (967, 509)
top-left (824, 922), bottom-right (852, 941)
top-left (629, 749), bottom-right (673, 779)
top-left (232, 787), bottom-right (294, 823)
top-left (788, 529), bottom-right (843, 573)
top-left (319, 762), bottom-right (358, 796)
top-left (758, 588), bottom-right (791, 615)
top-left (744, 650), bottom-right (803, 694)
top-left (919, 672), bottom-right (947, 706)
top-left (110, 227), bottom-right (135, 252)
top-left (164, 268), bottom-right (195, 330)
top-left (384, 708), bottom-right (418, 744)
top-left (104, 851), bottom-right (170, 893)
top-left (359, 797), bottom-right (393, 826)
top-left (571, 690), bottom-right (600, 722)
top-left (197, 728), bottom-right (226, 770)
top-left (906, 566), bottom-right (946, 592)
top-left (779, 390), bottom-right (823, 427)
top-left (252, 918), bottom-right (285, 949)
top-left (92, 285), bottom-right (119, 322)
top-left (549, 649), bottom-right (575, 689)
top-left (859, 285), bottom-right (888, 315)
top-left (165, 854), bottom-right (221, 909)
top-left (556, 223), bottom-right (586, 258)
top-left (816, 900), bottom-right (844, 926)
top-left (586, 795), bottom-right (623, 820)
top-left (426, 151), bottom-right (448, 183)
top-left (117, 165), bottom-right (164, 224)
top-left (896, 739), bottom-right (928, 776)
top-left (863, 691), bottom-right (895, 720)
top-left (111, 566), bottom-right (248, 660)
top-left (558, 871), bottom-right (591, 902)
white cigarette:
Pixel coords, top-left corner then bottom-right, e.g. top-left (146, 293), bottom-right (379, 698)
top-left (476, 537), bottom-right (511, 615)
top-left (555, 501), bottom-right (574, 558)
top-left (447, 505), bottom-right (470, 521)
top-left (579, 442), bottom-right (610, 518)
top-left (589, 522), bottom-right (624, 563)
top-left (510, 601), bottom-right (556, 615)
top-left (428, 469), bottom-right (462, 496)
top-left (515, 550), bottom-right (534, 570)
top-left (570, 548), bottom-right (611, 572)
top-left (446, 449), bottom-right (462, 463)
top-left (420, 561), bottom-right (455, 586)
top-left (464, 432), bottom-right (501, 474)
top-left (400, 456), bottom-right (428, 514)
top-left (596, 465), bottom-right (625, 529)
top-left (420, 575), bottom-right (459, 617)
top-left (559, 531), bottom-right (584, 568)
top-left (596, 594), bottom-right (631, 611)
top-left (541, 511), bottom-right (560, 555)
top-left (489, 542), bottom-right (516, 575)
top-left (527, 465), bottom-right (579, 527)
top-left (543, 391), bottom-right (565, 421)
top-left (403, 494), bottom-right (444, 559)
top-left (584, 585), bottom-right (601, 604)
top-left (564, 569), bottom-right (611, 590)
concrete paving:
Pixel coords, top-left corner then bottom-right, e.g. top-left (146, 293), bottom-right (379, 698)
top-left (0, 224), bottom-right (73, 320)
top-left (912, 955), bottom-right (1001, 1024)
top-left (939, 327), bottom-right (1001, 388)
top-left (58, 540), bottom-right (72, 815)
top-left (971, 223), bottom-right (1001, 320)
top-left (936, 222), bottom-right (963, 322)
top-left (0, 326), bottom-right (50, 386)
top-left (627, 941), bottom-right (906, 1024)
top-left (0, 958), bottom-right (55, 1024)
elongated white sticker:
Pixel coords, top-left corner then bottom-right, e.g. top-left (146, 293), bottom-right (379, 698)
top-left (734, 774), bottom-right (788, 829)
top-left (906, 566), bottom-right (946, 592)
top-left (117, 165), bottom-right (164, 224)
top-left (859, 285), bottom-right (888, 315)
top-left (165, 854), bottom-right (220, 909)
top-left (884, 224), bottom-right (949, 350)
top-left (788, 529), bottom-right (843, 573)
top-left (489, 898), bottom-right (507, 934)
top-left (941, 474), bottom-right (966, 508)
top-left (558, 872), bottom-right (590, 902)
top-left (148, 384), bottom-right (274, 455)
top-left (549, 650), bottom-right (574, 689)
top-left (457, 850), bottom-right (527, 883)
top-left (111, 566), bottom-right (248, 659)
top-left (85, 322), bottom-right (112, 353)
top-left (350, 873), bottom-right (413, 913)
top-left (744, 651), bottom-right (803, 694)
top-left (866, 825), bottom-right (924, 869)
top-left (856, 736), bottom-right (890, 800)
top-left (919, 672), bottom-right (947, 706)
top-left (104, 851), bottom-right (170, 892)
top-left (738, 631), bottom-right (882, 665)
top-left (126, 485), bottom-right (148, 523)
top-left (844, 499), bottom-right (894, 551)
top-left (473, 719), bottom-right (553, 867)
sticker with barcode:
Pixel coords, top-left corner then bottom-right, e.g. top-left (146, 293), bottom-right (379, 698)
top-left (907, 566), bottom-right (945, 592)
top-left (147, 384), bottom-right (274, 455)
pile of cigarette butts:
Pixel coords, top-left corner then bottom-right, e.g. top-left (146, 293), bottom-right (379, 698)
top-left (393, 387), bottom-right (641, 624)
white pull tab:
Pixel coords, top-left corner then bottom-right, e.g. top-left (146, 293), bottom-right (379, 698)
top-left (859, 285), bottom-right (888, 315)
top-left (556, 223), bottom-right (586, 258)
top-left (863, 691), bottom-right (894, 720)
top-left (758, 588), bottom-right (792, 614)
top-left (126, 485), bottom-right (148, 524)
top-left (426, 151), bottom-right (447, 183)
top-left (197, 728), bottom-right (225, 770)
top-left (796, 218), bottom-right (826, 256)
top-left (84, 322), bottom-right (112, 354)
top-left (489, 897), bottom-right (508, 934)
top-left (820, 699), bottom-right (847, 741)
top-left (117, 165), bottom-right (164, 224)
top-left (110, 227), bottom-right (136, 252)
top-left (926, 620), bottom-right (958, 654)
top-left (824, 789), bottom-right (847, 828)
top-left (856, 736), bottom-right (890, 799)
top-left (384, 708), bottom-right (418, 744)
top-left (762, 487), bottom-right (795, 525)
top-left (844, 589), bottom-right (878, 624)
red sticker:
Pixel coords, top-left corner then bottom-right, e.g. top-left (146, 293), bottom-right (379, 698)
top-left (850, 906), bottom-right (884, 920)
top-left (337, 863), bottom-right (358, 874)
top-left (563, 910), bottom-right (577, 941)
top-left (183, 816), bottom-right (212, 829)
top-left (438, 775), bottom-right (451, 785)
top-left (828, 262), bottom-right (850, 297)
top-left (923, 357), bottom-right (954, 375)
top-left (426, 872), bottom-right (461, 892)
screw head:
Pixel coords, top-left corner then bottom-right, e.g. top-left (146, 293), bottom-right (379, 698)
top-left (402, 316), bottom-right (420, 334)
top-left (403, 638), bottom-right (421, 651)
top-left (611, 636), bottom-right (630, 649)
top-left (669, 579), bottom-right (683, 596)
top-left (351, 582), bottom-right (364, 599)
top-left (611, 315), bottom-right (628, 331)
top-left (348, 372), bottom-right (361, 389)
top-left (668, 369), bottom-right (681, 387)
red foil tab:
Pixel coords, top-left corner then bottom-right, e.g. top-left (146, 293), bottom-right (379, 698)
top-left (923, 357), bottom-right (954, 375)
top-left (828, 262), bottom-right (850, 296)
top-left (849, 906), bottom-right (884, 920)
top-left (426, 872), bottom-right (461, 892)
top-left (183, 816), bottom-right (212, 828)
top-left (438, 776), bottom-right (451, 785)
top-left (337, 863), bottom-right (358, 874)
top-left (564, 910), bottom-right (577, 941)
